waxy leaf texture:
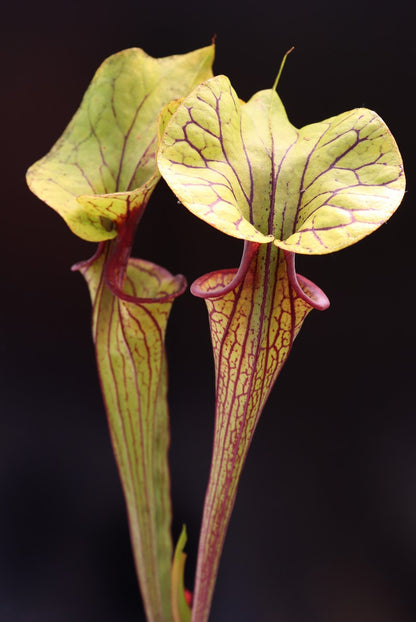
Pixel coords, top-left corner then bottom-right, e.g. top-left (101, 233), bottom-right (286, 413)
top-left (188, 243), bottom-right (329, 622)
top-left (74, 243), bottom-right (186, 622)
top-left (158, 75), bottom-right (405, 622)
top-left (27, 45), bottom-right (215, 622)
top-left (26, 46), bottom-right (214, 241)
top-left (158, 75), bottom-right (404, 253)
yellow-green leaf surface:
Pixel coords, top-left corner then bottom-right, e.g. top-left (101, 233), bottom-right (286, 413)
top-left (171, 526), bottom-right (191, 622)
top-left (27, 45), bottom-right (214, 241)
top-left (158, 75), bottom-right (404, 254)
top-left (158, 72), bottom-right (405, 622)
top-left (189, 243), bottom-right (328, 622)
top-left (75, 244), bottom-right (186, 622)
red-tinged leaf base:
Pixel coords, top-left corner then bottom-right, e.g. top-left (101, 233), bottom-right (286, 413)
top-left (74, 242), bottom-right (186, 622)
top-left (190, 242), bottom-right (329, 622)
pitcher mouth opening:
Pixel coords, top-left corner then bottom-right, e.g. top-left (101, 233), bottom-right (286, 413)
top-left (284, 251), bottom-right (330, 311)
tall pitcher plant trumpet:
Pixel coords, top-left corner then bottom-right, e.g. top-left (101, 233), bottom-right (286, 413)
top-left (27, 42), bottom-right (405, 622)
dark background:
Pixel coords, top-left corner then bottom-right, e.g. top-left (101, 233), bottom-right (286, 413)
top-left (2, 1), bottom-right (415, 620)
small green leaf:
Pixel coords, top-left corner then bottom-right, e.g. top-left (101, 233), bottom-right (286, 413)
top-left (27, 45), bottom-right (214, 241)
top-left (172, 526), bottom-right (191, 622)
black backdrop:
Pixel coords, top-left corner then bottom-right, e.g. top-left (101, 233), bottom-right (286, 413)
top-left (2, 0), bottom-right (415, 620)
